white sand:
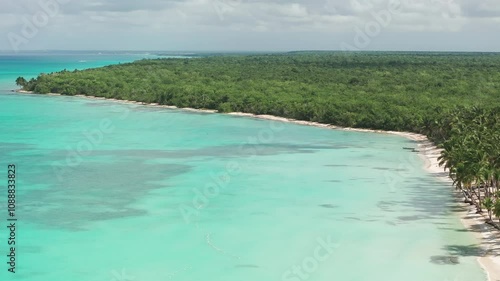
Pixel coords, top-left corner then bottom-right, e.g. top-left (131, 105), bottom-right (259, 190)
top-left (217, 112), bottom-right (500, 280)
top-left (409, 135), bottom-right (500, 281)
top-left (14, 90), bottom-right (500, 279)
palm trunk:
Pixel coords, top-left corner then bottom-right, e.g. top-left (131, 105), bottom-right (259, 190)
top-left (477, 186), bottom-right (482, 212)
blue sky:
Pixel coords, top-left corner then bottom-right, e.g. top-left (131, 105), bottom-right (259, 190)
top-left (0, 0), bottom-right (498, 52)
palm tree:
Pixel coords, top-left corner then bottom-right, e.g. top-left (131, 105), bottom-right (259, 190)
top-left (483, 197), bottom-right (494, 222)
top-left (15, 77), bottom-right (27, 88)
top-left (494, 200), bottom-right (500, 224)
top-left (438, 106), bottom-right (500, 215)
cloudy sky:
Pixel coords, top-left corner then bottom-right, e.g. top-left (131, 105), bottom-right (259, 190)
top-left (0, 0), bottom-right (498, 52)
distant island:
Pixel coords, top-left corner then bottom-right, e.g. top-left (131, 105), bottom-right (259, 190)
top-left (16, 52), bottom-right (500, 224)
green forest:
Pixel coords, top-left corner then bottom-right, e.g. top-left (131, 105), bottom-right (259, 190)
top-left (16, 52), bottom-right (500, 140)
top-left (16, 52), bottom-right (500, 223)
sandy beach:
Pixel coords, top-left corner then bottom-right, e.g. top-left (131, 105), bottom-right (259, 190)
top-left (410, 136), bottom-right (500, 281)
top-left (15, 90), bottom-right (500, 280)
top-left (228, 111), bottom-right (500, 281)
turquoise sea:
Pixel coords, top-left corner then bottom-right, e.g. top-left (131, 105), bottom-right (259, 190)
top-left (0, 52), bottom-right (487, 281)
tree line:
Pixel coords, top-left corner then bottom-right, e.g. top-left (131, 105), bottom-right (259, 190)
top-left (16, 52), bottom-right (500, 223)
top-left (438, 107), bottom-right (500, 224)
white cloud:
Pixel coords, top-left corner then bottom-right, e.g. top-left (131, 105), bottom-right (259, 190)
top-left (0, 0), bottom-right (498, 51)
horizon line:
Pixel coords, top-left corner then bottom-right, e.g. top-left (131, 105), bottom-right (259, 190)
top-left (0, 49), bottom-right (499, 54)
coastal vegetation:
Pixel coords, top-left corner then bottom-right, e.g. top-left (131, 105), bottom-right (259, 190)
top-left (438, 107), bottom-right (500, 224)
top-left (16, 52), bottom-right (500, 222)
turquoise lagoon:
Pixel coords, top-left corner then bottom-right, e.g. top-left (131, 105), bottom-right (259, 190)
top-left (0, 53), bottom-right (487, 281)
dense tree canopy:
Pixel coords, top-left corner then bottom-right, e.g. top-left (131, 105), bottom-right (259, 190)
top-left (19, 52), bottom-right (500, 221)
top-left (18, 52), bottom-right (500, 143)
top-left (438, 107), bottom-right (500, 223)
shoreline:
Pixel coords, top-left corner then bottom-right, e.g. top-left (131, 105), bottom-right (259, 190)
top-left (14, 90), bottom-right (500, 279)
top-left (411, 135), bottom-right (500, 281)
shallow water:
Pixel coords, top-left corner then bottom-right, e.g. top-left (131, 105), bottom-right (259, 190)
top-left (0, 53), bottom-right (487, 281)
